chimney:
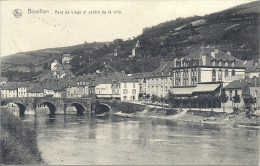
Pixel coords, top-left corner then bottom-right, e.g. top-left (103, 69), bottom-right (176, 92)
top-left (202, 55), bottom-right (207, 66)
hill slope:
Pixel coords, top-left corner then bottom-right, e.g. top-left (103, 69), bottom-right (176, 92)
top-left (1, 1), bottom-right (259, 78)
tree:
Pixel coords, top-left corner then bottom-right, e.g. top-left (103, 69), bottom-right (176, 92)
top-left (209, 92), bottom-right (218, 113)
top-left (167, 92), bottom-right (176, 108)
top-left (43, 63), bottom-right (49, 70)
top-left (233, 93), bottom-right (241, 108)
top-left (145, 94), bottom-right (150, 99)
top-left (151, 94), bottom-right (157, 103)
top-left (243, 94), bottom-right (254, 115)
top-left (138, 93), bottom-right (143, 100)
top-left (220, 90), bottom-right (228, 112)
top-left (159, 97), bottom-right (164, 106)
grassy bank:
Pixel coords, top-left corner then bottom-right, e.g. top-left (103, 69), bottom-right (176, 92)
top-left (0, 108), bottom-right (43, 165)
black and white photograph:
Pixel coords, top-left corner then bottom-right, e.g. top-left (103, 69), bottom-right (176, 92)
top-left (0, 0), bottom-right (259, 165)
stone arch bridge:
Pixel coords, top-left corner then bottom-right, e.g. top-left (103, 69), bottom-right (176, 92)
top-left (1, 97), bottom-right (116, 116)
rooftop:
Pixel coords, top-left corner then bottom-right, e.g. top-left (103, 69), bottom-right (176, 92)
top-left (148, 61), bottom-right (174, 78)
top-left (182, 47), bottom-right (245, 68)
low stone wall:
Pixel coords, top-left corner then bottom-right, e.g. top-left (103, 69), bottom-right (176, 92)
top-left (109, 101), bottom-right (147, 113)
top-left (110, 101), bottom-right (179, 115)
top-left (0, 108), bottom-right (43, 165)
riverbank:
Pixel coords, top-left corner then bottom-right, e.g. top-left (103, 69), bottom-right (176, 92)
top-left (114, 105), bottom-right (260, 127)
top-left (0, 108), bottom-right (43, 165)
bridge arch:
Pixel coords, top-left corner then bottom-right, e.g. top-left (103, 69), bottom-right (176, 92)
top-left (70, 103), bottom-right (87, 115)
top-left (7, 102), bottom-right (27, 116)
top-left (93, 103), bottom-right (111, 114)
top-left (40, 102), bottom-right (57, 115)
top-left (1, 99), bottom-right (7, 106)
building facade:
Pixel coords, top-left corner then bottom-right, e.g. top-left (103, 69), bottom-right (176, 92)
top-left (145, 61), bottom-right (173, 98)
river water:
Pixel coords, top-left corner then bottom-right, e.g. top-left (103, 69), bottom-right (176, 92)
top-left (20, 110), bottom-right (259, 165)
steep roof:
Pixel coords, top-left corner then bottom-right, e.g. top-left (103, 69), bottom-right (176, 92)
top-left (17, 82), bottom-right (31, 88)
top-left (54, 62), bottom-right (63, 67)
top-left (1, 82), bottom-right (19, 90)
top-left (148, 61), bottom-right (174, 78)
top-left (183, 47), bottom-right (245, 68)
top-left (131, 72), bottom-right (151, 79)
top-left (0, 77), bottom-right (8, 82)
top-left (223, 79), bottom-right (248, 89)
top-left (27, 86), bottom-right (44, 93)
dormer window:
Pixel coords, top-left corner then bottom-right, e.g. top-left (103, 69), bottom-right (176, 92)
top-left (219, 61), bottom-right (222, 66)
top-left (211, 60), bottom-right (215, 66)
top-left (193, 60), bottom-right (196, 66)
top-left (232, 61), bottom-right (235, 67)
top-left (225, 61), bottom-right (229, 67)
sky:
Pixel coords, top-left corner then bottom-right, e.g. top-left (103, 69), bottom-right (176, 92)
top-left (0, 0), bottom-right (256, 57)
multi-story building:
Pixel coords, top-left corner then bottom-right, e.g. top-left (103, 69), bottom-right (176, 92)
top-left (119, 77), bottom-right (139, 101)
top-left (131, 72), bottom-right (150, 96)
top-left (1, 82), bottom-right (18, 98)
top-left (27, 86), bottom-right (44, 97)
top-left (170, 46), bottom-right (246, 96)
top-left (17, 82), bottom-right (30, 97)
top-left (146, 61), bottom-right (173, 98)
top-left (94, 76), bottom-right (121, 99)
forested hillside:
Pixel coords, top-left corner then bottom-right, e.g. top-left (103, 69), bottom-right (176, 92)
top-left (1, 1), bottom-right (259, 79)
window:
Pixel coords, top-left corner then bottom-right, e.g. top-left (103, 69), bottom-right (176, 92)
top-left (225, 69), bottom-right (229, 77)
top-left (133, 96), bottom-right (135, 100)
top-left (123, 89), bottom-right (128, 94)
top-left (218, 69), bottom-right (222, 81)
top-left (219, 61), bottom-right (222, 66)
top-left (133, 83), bottom-right (135, 88)
top-left (229, 90), bottom-right (232, 100)
top-left (232, 70), bottom-right (235, 76)
top-left (123, 96), bottom-right (127, 100)
top-left (212, 69), bottom-right (216, 82)
top-left (124, 82), bottom-right (127, 88)
top-left (132, 89), bottom-right (136, 94)
top-left (232, 61), bottom-right (235, 67)
top-left (225, 61), bottom-right (228, 67)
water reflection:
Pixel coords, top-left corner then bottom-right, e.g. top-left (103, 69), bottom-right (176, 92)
top-left (20, 113), bottom-right (259, 165)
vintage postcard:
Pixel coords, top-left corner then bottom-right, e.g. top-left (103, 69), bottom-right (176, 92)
top-left (0, 0), bottom-right (259, 165)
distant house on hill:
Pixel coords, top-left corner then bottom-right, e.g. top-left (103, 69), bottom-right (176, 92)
top-left (244, 59), bottom-right (260, 78)
top-left (128, 40), bottom-right (141, 58)
top-left (62, 54), bottom-right (73, 64)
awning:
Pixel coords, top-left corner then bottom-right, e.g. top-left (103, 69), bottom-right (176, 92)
top-left (169, 87), bottom-right (196, 95)
top-left (192, 84), bottom-right (220, 93)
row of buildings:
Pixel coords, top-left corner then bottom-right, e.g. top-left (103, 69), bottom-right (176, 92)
top-left (1, 46), bottom-right (259, 110)
top-left (1, 71), bottom-right (139, 101)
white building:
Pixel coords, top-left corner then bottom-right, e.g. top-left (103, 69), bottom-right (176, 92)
top-left (27, 86), bottom-right (44, 97)
top-left (62, 54), bottom-right (73, 64)
top-left (1, 82), bottom-right (18, 98)
top-left (17, 82), bottom-right (30, 98)
top-left (94, 76), bottom-right (120, 99)
top-left (146, 61), bottom-right (173, 98)
top-left (119, 78), bottom-right (139, 101)
top-left (51, 60), bottom-right (58, 71)
top-left (171, 46), bottom-right (246, 93)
